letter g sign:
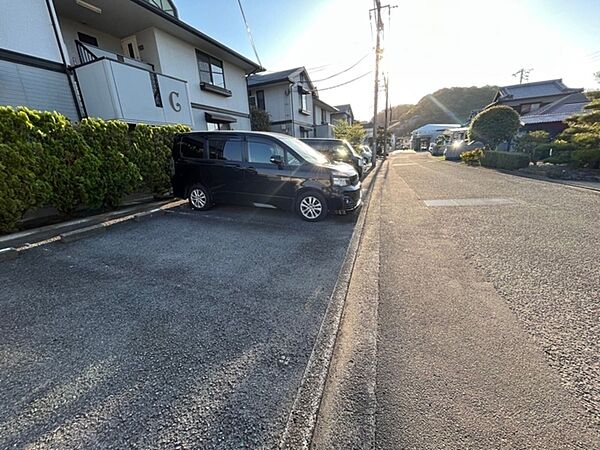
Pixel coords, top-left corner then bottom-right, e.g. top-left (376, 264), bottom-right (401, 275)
top-left (169, 91), bottom-right (182, 112)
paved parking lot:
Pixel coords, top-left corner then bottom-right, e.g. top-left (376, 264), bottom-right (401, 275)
top-left (0, 204), bottom-right (358, 449)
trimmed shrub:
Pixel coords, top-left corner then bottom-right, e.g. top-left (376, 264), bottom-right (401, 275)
top-left (469, 106), bottom-right (521, 149)
top-left (0, 106), bottom-right (191, 233)
top-left (571, 148), bottom-right (600, 169)
top-left (460, 148), bottom-right (484, 165)
top-left (130, 124), bottom-right (190, 195)
top-left (481, 150), bottom-right (530, 170)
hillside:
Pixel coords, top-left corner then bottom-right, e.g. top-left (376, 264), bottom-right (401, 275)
top-left (377, 86), bottom-right (498, 135)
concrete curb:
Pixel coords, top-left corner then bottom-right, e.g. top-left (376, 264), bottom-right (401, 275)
top-left (1, 200), bottom-right (186, 251)
top-left (0, 247), bottom-right (18, 262)
top-left (497, 169), bottom-right (600, 193)
top-left (60, 223), bottom-right (106, 244)
top-left (279, 161), bottom-right (384, 450)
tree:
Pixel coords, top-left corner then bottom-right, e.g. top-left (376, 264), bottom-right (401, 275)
top-left (550, 90), bottom-right (600, 168)
top-left (469, 105), bottom-right (521, 149)
top-left (250, 106), bottom-right (270, 131)
top-left (514, 130), bottom-right (550, 162)
top-left (376, 126), bottom-right (392, 154)
top-left (594, 71), bottom-right (600, 84)
top-left (333, 120), bottom-right (366, 149)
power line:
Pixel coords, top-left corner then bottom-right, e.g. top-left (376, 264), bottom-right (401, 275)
top-left (318, 71), bottom-right (373, 91)
top-left (312, 53), bottom-right (370, 82)
top-left (237, 0), bottom-right (262, 67)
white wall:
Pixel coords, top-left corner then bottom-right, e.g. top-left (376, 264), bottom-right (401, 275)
top-left (58, 17), bottom-right (123, 66)
top-left (0, 0), bottom-right (62, 62)
top-left (153, 28), bottom-right (250, 116)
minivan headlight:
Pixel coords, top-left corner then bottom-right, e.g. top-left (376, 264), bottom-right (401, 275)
top-left (332, 175), bottom-right (351, 186)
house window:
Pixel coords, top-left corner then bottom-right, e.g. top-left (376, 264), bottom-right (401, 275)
top-left (249, 95), bottom-right (257, 108)
top-left (256, 90), bottom-right (265, 110)
top-left (321, 108), bottom-right (327, 124)
top-left (521, 103), bottom-right (540, 114)
top-left (196, 50), bottom-right (225, 88)
top-left (77, 32), bottom-right (98, 47)
top-left (301, 92), bottom-right (308, 112)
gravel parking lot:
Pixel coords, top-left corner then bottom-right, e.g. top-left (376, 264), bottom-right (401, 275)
top-left (0, 204), bottom-right (358, 449)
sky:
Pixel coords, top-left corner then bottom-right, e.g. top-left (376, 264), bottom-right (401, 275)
top-left (176, 0), bottom-right (600, 121)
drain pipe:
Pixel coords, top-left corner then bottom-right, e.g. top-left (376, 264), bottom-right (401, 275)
top-left (44, 0), bottom-right (84, 120)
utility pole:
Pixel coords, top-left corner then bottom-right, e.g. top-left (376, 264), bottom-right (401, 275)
top-left (369, 1), bottom-right (396, 167)
top-left (370, 0), bottom-right (382, 168)
top-left (383, 74), bottom-right (389, 160)
top-left (513, 68), bottom-right (533, 84)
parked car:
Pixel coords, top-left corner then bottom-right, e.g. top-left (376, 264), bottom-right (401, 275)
top-left (359, 145), bottom-right (373, 165)
top-left (171, 131), bottom-right (362, 221)
top-left (443, 140), bottom-right (484, 160)
top-left (300, 138), bottom-right (365, 178)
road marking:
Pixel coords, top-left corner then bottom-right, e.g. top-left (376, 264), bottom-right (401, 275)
top-left (423, 198), bottom-right (516, 207)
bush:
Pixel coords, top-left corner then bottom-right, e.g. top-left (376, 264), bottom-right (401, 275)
top-left (130, 124), bottom-right (190, 195)
top-left (571, 148), bottom-right (600, 169)
top-left (481, 150), bottom-right (530, 170)
top-left (460, 148), bottom-right (484, 165)
top-left (0, 106), bottom-right (191, 233)
top-left (469, 106), bottom-right (521, 149)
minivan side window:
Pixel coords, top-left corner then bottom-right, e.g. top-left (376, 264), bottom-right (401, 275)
top-left (247, 140), bottom-right (284, 165)
top-left (208, 139), bottom-right (243, 161)
top-left (180, 136), bottom-right (205, 159)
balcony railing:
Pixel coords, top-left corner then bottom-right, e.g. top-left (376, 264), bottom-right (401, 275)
top-left (75, 41), bottom-right (154, 72)
top-left (73, 55), bottom-right (193, 127)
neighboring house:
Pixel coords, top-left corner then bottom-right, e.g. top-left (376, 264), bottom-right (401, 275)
top-left (247, 67), bottom-right (316, 138)
top-left (491, 79), bottom-right (589, 136)
top-left (0, 0), bottom-right (262, 130)
top-left (410, 123), bottom-right (462, 150)
top-left (313, 98), bottom-right (339, 138)
top-left (331, 104), bottom-right (354, 124)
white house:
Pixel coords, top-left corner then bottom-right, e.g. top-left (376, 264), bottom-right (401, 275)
top-left (0, 0), bottom-right (262, 130)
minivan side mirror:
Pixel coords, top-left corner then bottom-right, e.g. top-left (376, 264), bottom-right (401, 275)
top-left (270, 154), bottom-right (284, 166)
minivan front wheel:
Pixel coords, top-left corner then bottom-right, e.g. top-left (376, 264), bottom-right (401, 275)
top-left (188, 184), bottom-right (212, 211)
top-left (297, 191), bottom-right (328, 222)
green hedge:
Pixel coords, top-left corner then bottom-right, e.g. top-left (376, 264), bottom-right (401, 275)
top-left (481, 150), bottom-right (530, 170)
top-left (0, 106), bottom-right (190, 233)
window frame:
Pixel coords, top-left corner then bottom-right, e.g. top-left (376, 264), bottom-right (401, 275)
top-left (195, 49), bottom-right (226, 89)
top-left (256, 90), bottom-right (266, 110)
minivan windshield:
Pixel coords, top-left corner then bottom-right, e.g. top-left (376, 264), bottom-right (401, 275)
top-left (279, 136), bottom-right (329, 165)
top-left (303, 139), bottom-right (361, 158)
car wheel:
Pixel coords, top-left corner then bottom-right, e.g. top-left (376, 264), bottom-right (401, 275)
top-left (296, 191), bottom-right (328, 222)
top-left (188, 184), bottom-right (212, 211)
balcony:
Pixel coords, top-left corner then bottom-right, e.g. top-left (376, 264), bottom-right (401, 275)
top-left (314, 123), bottom-right (335, 139)
top-left (74, 44), bottom-right (193, 126)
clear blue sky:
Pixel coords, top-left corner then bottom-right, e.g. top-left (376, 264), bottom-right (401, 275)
top-left (176, 0), bottom-right (600, 120)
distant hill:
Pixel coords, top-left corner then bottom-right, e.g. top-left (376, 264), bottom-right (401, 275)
top-left (373, 86), bottom-right (498, 136)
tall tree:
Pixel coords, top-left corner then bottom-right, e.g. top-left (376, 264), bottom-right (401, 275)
top-left (333, 120), bottom-right (366, 149)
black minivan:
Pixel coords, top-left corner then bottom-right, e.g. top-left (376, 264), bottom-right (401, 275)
top-left (300, 138), bottom-right (365, 178)
top-left (171, 131), bottom-right (361, 221)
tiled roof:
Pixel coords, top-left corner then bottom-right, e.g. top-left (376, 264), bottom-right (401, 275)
top-left (247, 67), bottom-right (303, 87)
top-left (334, 104), bottom-right (352, 114)
top-left (521, 92), bottom-right (589, 125)
top-left (496, 79), bottom-right (582, 101)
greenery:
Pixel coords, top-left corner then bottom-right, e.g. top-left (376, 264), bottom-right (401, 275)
top-left (385, 86), bottom-right (498, 136)
top-left (333, 119), bottom-right (366, 149)
top-left (0, 106), bottom-right (190, 233)
top-left (250, 106), bottom-right (271, 131)
top-left (514, 130), bottom-right (550, 162)
top-left (542, 91), bottom-right (600, 169)
top-left (375, 126), bottom-right (392, 153)
top-left (481, 150), bottom-right (530, 170)
top-left (460, 148), bottom-right (484, 165)
top-left (469, 106), bottom-right (521, 149)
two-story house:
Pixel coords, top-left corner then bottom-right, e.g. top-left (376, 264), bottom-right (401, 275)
top-left (0, 0), bottom-right (262, 130)
top-left (312, 98), bottom-right (338, 138)
top-left (331, 104), bottom-right (355, 125)
top-left (492, 79), bottom-right (589, 136)
top-left (247, 67), bottom-right (319, 138)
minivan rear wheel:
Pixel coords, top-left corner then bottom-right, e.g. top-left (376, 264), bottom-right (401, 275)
top-left (296, 191), bottom-right (328, 222)
top-left (188, 184), bottom-right (212, 211)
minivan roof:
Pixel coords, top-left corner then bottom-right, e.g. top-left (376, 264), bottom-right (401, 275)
top-left (179, 130), bottom-right (291, 138)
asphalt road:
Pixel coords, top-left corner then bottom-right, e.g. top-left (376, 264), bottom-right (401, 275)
top-left (0, 203), bottom-right (358, 449)
top-left (376, 152), bottom-right (600, 448)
